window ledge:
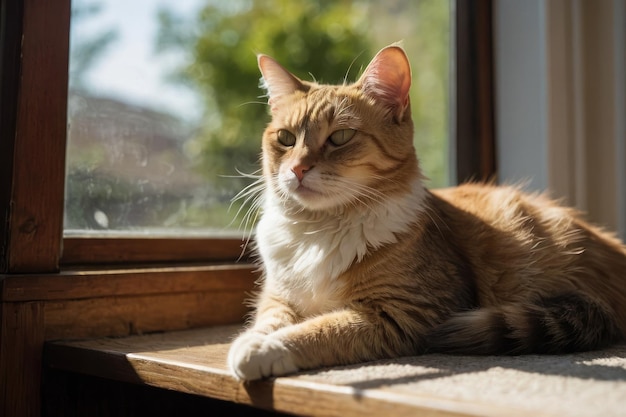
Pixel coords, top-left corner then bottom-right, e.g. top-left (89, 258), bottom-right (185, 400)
top-left (44, 325), bottom-right (626, 417)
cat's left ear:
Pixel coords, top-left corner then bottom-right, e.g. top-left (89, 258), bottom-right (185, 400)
top-left (358, 45), bottom-right (412, 122)
top-left (258, 54), bottom-right (305, 112)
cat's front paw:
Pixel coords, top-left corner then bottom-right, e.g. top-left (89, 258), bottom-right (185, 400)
top-left (227, 331), bottom-right (298, 380)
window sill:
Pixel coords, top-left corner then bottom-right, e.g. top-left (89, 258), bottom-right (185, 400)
top-left (44, 325), bottom-right (626, 417)
top-left (1, 263), bottom-right (256, 339)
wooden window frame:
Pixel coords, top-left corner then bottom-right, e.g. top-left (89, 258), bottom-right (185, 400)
top-left (455, 0), bottom-right (496, 183)
top-left (0, 1), bottom-right (495, 416)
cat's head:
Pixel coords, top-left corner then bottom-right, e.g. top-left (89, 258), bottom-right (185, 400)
top-left (258, 44), bottom-right (420, 213)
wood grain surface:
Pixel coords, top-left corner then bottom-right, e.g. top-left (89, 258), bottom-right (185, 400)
top-left (45, 326), bottom-right (523, 417)
top-left (3, 0), bottom-right (70, 273)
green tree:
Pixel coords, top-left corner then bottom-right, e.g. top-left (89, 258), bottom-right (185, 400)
top-left (157, 0), bottom-right (373, 194)
top-left (155, 0), bottom-right (450, 228)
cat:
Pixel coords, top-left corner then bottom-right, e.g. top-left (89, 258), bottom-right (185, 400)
top-left (227, 43), bottom-right (626, 381)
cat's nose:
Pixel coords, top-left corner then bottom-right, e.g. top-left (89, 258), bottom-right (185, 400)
top-left (291, 165), bottom-right (313, 182)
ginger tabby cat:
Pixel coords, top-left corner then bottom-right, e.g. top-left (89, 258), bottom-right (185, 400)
top-left (227, 44), bottom-right (626, 380)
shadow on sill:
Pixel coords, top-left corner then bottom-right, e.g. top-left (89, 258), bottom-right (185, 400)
top-left (44, 324), bottom-right (626, 417)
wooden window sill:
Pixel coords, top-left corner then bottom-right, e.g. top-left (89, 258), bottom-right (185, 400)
top-left (44, 325), bottom-right (626, 417)
top-left (1, 263), bottom-right (256, 340)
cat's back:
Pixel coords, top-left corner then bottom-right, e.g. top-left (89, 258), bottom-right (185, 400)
top-left (432, 183), bottom-right (571, 230)
top-left (431, 183), bottom-right (624, 250)
top-left (430, 182), bottom-right (626, 265)
top-left (430, 182), bottom-right (621, 249)
top-left (428, 183), bottom-right (578, 281)
top-left (427, 183), bottom-right (626, 320)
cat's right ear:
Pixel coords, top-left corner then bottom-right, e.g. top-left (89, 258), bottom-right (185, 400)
top-left (258, 54), bottom-right (304, 112)
top-left (358, 45), bottom-right (412, 123)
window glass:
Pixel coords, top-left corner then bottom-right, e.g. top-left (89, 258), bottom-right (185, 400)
top-left (65, 0), bottom-right (450, 235)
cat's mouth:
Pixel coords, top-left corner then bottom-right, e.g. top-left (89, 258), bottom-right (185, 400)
top-left (294, 184), bottom-right (321, 198)
top-left (291, 184), bottom-right (335, 209)
top-left (279, 175), bottom-right (338, 210)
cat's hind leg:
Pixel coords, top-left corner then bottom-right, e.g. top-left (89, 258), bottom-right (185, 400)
top-left (427, 293), bottom-right (621, 355)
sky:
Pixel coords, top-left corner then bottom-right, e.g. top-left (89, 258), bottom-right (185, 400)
top-left (70, 0), bottom-right (205, 122)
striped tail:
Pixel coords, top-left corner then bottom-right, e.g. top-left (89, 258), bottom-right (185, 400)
top-left (427, 293), bottom-right (621, 354)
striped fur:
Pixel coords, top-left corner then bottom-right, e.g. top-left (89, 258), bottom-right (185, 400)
top-left (227, 45), bottom-right (626, 381)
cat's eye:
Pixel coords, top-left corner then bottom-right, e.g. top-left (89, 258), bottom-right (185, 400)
top-left (277, 129), bottom-right (296, 147)
top-left (328, 129), bottom-right (356, 146)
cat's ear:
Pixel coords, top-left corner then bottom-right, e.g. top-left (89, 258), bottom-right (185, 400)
top-left (258, 54), bottom-right (305, 112)
top-left (358, 45), bottom-right (412, 122)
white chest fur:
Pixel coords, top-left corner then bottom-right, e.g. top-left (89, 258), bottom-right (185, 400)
top-left (255, 180), bottom-right (426, 317)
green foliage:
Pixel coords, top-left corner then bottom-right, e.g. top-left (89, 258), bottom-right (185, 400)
top-left (405, 0), bottom-right (450, 187)
top-left (158, 0), bottom-right (450, 193)
top-left (157, 0), bottom-right (373, 192)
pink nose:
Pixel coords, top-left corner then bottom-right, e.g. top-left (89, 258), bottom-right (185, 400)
top-left (291, 165), bottom-right (313, 182)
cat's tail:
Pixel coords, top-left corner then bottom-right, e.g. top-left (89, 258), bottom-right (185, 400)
top-left (427, 293), bottom-right (621, 354)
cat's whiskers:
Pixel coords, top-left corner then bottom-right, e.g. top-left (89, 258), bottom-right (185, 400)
top-left (228, 169), bottom-right (265, 256)
top-left (422, 204), bottom-right (449, 238)
top-left (229, 170), bottom-right (264, 215)
top-left (301, 223), bottom-right (342, 235)
top-left (335, 176), bottom-right (394, 208)
top-left (240, 189), bottom-right (264, 230)
top-left (315, 178), bottom-right (378, 210)
top-left (348, 185), bottom-right (386, 208)
top-left (342, 51), bottom-right (364, 85)
top-left (236, 100), bottom-right (270, 108)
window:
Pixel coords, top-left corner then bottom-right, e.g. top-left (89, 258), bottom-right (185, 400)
top-left (65, 0), bottom-right (452, 241)
top-left (1, 0), bottom-right (498, 271)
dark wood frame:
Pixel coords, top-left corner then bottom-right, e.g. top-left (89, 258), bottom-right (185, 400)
top-left (455, 0), bottom-right (496, 183)
top-left (0, 0), bottom-right (69, 274)
top-left (0, 1), bottom-right (496, 416)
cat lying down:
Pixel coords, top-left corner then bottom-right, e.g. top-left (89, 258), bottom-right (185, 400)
top-left (227, 44), bottom-right (626, 381)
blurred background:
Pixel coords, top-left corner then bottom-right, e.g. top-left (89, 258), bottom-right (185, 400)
top-left (64, 0), bottom-right (450, 235)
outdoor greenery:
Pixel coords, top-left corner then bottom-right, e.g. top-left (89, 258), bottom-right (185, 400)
top-left (157, 0), bottom-right (373, 194)
top-left (65, 0), bottom-right (449, 231)
top-left (158, 0), bottom-right (450, 192)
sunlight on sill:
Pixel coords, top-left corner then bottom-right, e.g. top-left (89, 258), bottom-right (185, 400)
top-left (45, 325), bottom-right (626, 417)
